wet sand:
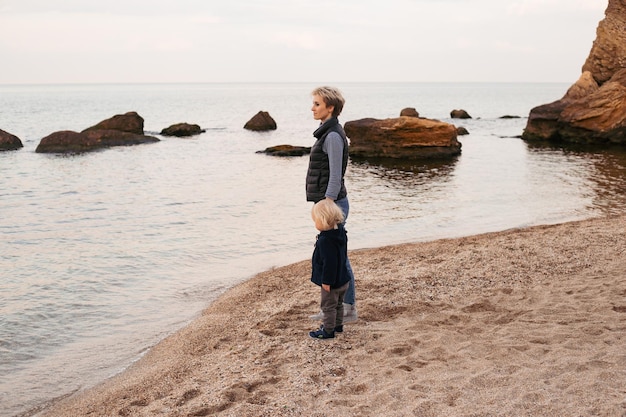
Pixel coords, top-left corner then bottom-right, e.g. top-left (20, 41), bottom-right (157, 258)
top-left (40, 215), bottom-right (626, 416)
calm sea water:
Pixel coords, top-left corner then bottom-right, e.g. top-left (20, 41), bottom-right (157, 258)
top-left (2, 83), bottom-right (626, 416)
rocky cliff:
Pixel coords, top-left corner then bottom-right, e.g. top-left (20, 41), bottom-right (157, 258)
top-left (522, 0), bottom-right (626, 145)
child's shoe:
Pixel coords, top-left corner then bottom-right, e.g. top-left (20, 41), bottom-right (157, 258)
top-left (334, 325), bottom-right (343, 333)
top-left (309, 327), bottom-right (335, 339)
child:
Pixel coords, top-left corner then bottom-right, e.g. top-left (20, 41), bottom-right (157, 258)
top-left (309, 199), bottom-right (351, 339)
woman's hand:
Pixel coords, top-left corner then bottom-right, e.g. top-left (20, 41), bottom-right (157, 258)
top-left (322, 284), bottom-right (331, 292)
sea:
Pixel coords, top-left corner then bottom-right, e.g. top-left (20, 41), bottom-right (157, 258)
top-left (2, 82), bottom-right (626, 416)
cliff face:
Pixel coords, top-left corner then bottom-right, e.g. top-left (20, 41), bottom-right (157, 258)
top-left (582, 0), bottom-right (626, 85)
top-left (522, 0), bottom-right (626, 145)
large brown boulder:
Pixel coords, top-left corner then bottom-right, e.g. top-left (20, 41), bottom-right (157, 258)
top-left (0, 129), bottom-right (23, 151)
top-left (244, 111), bottom-right (277, 131)
top-left (523, 0), bottom-right (626, 145)
top-left (344, 117), bottom-right (461, 159)
top-left (36, 131), bottom-right (101, 153)
top-left (36, 129), bottom-right (160, 153)
top-left (82, 111), bottom-right (145, 135)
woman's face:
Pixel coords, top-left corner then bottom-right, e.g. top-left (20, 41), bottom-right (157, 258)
top-left (311, 94), bottom-right (334, 122)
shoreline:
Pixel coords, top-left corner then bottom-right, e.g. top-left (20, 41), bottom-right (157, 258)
top-left (39, 215), bottom-right (626, 416)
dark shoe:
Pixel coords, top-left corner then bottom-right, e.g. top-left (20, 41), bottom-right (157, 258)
top-left (309, 327), bottom-right (334, 339)
top-left (322, 324), bottom-right (342, 333)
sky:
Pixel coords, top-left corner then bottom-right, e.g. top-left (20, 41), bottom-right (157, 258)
top-left (0, 0), bottom-right (608, 84)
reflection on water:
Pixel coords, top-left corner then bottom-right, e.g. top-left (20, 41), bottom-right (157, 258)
top-left (345, 136), bottom-right (626, 249)
top-left (350, 159), bottom-right (457, 210)
top-left (526, 142), bottom-right (626, 216)
top-left (350, 155), bottom-right (459, 182)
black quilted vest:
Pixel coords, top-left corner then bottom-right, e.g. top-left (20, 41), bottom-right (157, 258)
top-left (305, 117), bottom-right (349, 203)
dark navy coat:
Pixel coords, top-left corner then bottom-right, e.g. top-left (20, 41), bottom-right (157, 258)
top-left (311, 224), bottom-right (350, 288)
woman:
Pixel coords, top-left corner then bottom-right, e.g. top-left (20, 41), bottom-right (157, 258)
top-left (306, 86), bottom-right (357, 323)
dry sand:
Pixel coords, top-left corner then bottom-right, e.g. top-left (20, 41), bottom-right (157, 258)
top-left (39, 215), bottom-right (626, 417)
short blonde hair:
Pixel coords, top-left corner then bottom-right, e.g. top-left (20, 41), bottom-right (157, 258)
top-left (312, 199), bottom-right (345, 230)
top-left (311, 86), bottom-right (345, 117)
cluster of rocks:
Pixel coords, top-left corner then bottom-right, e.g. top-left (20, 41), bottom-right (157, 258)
top-left (36, 112), bottom-right (159, 153)
top-left (2, 104), bottom-right (519, 161)
top-left (1, 112), bottom-right (208, 153)
top-left (1, 110), bottom-right (276, 153)
top-left (523, 0), bottom-right (626, 145)
top-left (257, 107), bottom-right (472, 159)
top-left (2, 84), bottom-right (506, 160)
top-left (3, 104), bottom-right (512, 160)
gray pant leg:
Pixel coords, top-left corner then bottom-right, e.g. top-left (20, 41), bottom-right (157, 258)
top-left (320, 282), bottom-right (349, 331)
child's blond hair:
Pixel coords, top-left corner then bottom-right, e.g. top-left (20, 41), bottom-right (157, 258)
top-left (312, 199), bottom-right (345, 230)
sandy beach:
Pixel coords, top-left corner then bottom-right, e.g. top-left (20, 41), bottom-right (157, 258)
top-left (38, 215), bottom-right (626, 417)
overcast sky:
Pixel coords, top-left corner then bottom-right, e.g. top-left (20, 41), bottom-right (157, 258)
top-left (0, 0), bottom-right (607, 84)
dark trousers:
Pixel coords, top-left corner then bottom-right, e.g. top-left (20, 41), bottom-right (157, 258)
top-left (320, 282), bottom-right (349, 332)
